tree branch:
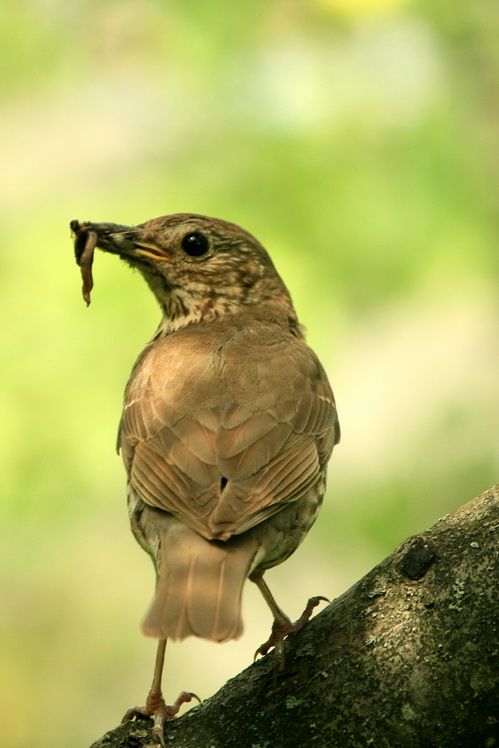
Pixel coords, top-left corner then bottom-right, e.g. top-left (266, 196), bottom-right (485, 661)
top-left (91, 484), bottom-right (499, 747)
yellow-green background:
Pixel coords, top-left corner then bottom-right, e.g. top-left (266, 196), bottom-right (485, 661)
top-left (1, 1), bottom-right (497, 746)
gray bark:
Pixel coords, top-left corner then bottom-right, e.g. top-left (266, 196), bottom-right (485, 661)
top-left (91, 484), bottom-right (499, 748)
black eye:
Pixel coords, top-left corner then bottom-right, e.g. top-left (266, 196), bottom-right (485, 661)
top-left (181, 231), bottom-right (209, 257)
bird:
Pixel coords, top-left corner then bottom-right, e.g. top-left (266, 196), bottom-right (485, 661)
top-left (71, 213), bottom-right (340, 745)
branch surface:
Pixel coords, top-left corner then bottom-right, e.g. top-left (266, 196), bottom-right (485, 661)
top-left (91, 485), bottom-right (499, 748)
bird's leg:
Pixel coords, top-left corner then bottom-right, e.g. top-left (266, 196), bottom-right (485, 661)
top-left (251, 572), bottom-right (328, 667)
top-left (121, 639), bottom-right (199, 747)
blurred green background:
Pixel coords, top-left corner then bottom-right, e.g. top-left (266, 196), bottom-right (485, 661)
top-left (1, 0), bottom-right (498, 745)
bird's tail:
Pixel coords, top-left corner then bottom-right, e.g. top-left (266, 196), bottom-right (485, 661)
top-left (140, 520), bottom-right (262, 642)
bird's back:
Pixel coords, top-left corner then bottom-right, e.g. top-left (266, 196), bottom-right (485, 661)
top-left (119, 311), bottom-right (338, 544)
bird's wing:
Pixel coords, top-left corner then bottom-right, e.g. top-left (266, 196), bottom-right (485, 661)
top-left (119, 326), bottom-right (339, 540)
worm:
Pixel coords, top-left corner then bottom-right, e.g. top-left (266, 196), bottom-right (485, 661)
top-left (72, 225), bottom-right (98, 306)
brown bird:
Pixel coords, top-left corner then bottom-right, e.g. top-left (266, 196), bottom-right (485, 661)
top-left (71, 214), bottom-right (340, 745)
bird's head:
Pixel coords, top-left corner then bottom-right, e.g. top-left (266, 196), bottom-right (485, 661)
top-left (71, 214), bottom-right (298, 333)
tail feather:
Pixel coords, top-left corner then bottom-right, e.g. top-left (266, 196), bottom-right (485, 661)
top-left (141, 520), bottom-right (262, 642)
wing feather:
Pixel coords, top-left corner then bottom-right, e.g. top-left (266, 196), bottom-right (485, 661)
top-left (119, 321), bottom-right (339, 540)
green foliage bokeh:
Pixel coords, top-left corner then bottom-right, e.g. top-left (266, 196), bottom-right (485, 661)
top-left (1, 1), bottom-right (497, 745)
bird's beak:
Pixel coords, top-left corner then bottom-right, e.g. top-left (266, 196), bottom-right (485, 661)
top-left (71, 219), bottom-right (170, 305)
top-left (71, 220), bottom-right (164, 263)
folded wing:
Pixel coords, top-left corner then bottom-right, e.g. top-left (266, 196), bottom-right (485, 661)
top-left (119, 326), bottom-right (339, 541)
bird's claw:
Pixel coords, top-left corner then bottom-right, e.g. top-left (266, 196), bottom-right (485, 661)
top-left (294, 595), bottom-right (329, 627)
top-left (254, 595), bottom-right (329, 665)
top-left (122, 690), bottom-right (200, 746)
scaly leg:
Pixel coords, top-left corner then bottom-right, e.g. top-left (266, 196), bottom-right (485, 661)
top-left (122, 639), bottom-right (199, 747)
top-left (251, 572), bottom-right (328, 666)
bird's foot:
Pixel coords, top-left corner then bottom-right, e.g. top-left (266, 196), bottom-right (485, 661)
top-left (122, 689), bottom-right (200, 747)
top-left (255, 595), bottom-right (329, 665)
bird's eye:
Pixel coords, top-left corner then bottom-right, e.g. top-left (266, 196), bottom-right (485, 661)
top-left (181, 232), bottom-right (209, 257)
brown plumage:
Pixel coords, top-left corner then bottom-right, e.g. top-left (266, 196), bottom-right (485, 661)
top-left (72, 213), bottom-right (339, 741)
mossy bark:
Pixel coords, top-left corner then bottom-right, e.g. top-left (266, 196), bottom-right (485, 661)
top-left (91, 484), bottom-right (499, 748)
